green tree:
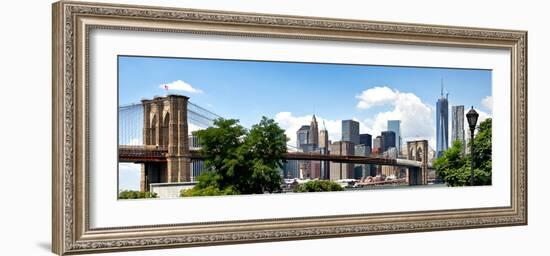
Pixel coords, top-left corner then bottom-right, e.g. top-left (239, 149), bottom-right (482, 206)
top-left (434, 118), bottom-right (492, 186)
top-left (471, 118), bottom-right (492, 185)
top-left (181, 117), bottom-right (287, 197)
top-left (293, 180), bottom-right (344, 192)
top-left (239, 117), bottom-right (288, 194)
top-left (180, 172), bottom-right (238, 197)
top-left (118, 190), bottom-right (157, 199)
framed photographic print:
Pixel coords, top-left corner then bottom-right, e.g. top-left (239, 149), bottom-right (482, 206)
top-left (52, 1), bottom-right (527, 255)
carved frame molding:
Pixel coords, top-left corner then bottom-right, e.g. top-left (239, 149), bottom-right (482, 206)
top-left (52, 1), bottom-right (527, 255)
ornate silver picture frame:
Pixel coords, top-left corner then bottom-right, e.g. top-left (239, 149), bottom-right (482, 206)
top-left (52, 1), bottom-right (527, 255)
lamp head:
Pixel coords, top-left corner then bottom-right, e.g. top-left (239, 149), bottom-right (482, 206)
top-left (466, 106), bottom-right (479, 132)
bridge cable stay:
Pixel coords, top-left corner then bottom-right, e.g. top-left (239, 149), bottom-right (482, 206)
top-left (119, 103), bottom-right (143, 146)
top-left (118, 101), bottom-right (222, 148)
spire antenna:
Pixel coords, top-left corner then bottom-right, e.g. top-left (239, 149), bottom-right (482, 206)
top-left (440, 78), bottom-right (444, 96)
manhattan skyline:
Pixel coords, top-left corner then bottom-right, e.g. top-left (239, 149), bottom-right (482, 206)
top-left (118, 56), bottom-right (493, 190)
top-left (119, 55), bottom-right (492, 151)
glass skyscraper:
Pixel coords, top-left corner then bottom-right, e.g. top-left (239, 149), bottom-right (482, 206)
top-left (359, 133), bottom-right (372, 148)
top-left (342, 120), bottom-right (360, 145)
top-left (296, 125), bottom-right (310, 150)
top-left (387, 120), bottom-right (401, 152)
top-left (436, 88), bottom-right (449, 157)
top-left (381, 131), bottom-right (396, 153)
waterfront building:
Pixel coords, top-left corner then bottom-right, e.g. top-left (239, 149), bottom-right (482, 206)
top-left (354, 144), bottom-right (372, 178)
top-left (342, 120), bottom-right (360, 145)
top-left (283, 160), bottom-right (300, 179)
top-left (329, 141), bottom-right (354, 180)
top-left (381, 147), bottom-right (399, 178)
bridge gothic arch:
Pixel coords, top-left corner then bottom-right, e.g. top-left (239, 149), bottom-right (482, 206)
top-left (407, 140), bottom-right (429, 185)
top-left (139, 95), bottom-right (191, 191)
top-left (149, 114), bottom-right (158, 146)
top-left (161, 112), bottom-right (170, 147)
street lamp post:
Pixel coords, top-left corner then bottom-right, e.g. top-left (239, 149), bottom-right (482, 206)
top-left (466, 106), bottom-right (479, 186)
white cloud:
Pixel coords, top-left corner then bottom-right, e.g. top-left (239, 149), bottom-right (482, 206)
top-left (275, 87), bottom-right (436, 150)
top-left (481, 96), bottom-right (493, 113)
top-left (356, 87), bottom-right (435, 148)
top-left (275, 87), bottom-right (484, 151)
top-left (274, 112), bottom-right (374, 148)
top-left (477, 109), bottom-right (491, 125)
top-left (355, 86), bottom-right (398, 109)
top-left (160, 80), bottom-right (203, 93)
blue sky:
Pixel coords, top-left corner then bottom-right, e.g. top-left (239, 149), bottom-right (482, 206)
top-left (118, 55), bottom-right (492, 191)
top-left (119, 55), bottom-right (492, 144)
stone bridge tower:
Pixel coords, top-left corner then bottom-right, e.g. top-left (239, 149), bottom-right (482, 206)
top-left (140, 95), bottom-right (190, 191)
top-left (406, 140), bottom-right (429, 185)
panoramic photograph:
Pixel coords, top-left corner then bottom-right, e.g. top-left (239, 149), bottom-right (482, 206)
top-left (117, 56), bottom-right (493, 199)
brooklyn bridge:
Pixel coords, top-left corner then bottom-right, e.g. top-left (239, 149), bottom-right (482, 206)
top-left (119, 95), bottom-right (431, 192)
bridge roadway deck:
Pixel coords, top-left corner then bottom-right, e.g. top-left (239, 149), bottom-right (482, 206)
top-left (118, 146), bottom-right (426, 167)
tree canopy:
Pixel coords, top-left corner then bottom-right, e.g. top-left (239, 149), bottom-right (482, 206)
top-left (181, 117), bottom-right (287, 197)
top-left (434, 118), bottom-right (492, 186)
top-left (433, 118), bottom-right (492, 187)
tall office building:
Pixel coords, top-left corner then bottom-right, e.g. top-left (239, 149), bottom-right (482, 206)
top-left (319, 121), bottom-right (329, 149)
top-left (381, 147), bottom-right (399, 178)
top-left (436, 84), bottom-right (449, 157)
top-left (465, 129), bottom-right (472, 154)
top-left (342, 120), bottom-right (360, 145)
top-left (283, 160), bottom-right (300, 179)
top-left (329, 141), bottom-right (354, 180)
top-left (373, 136), bottom-right (382, 155)
top-left (451, 105), bottom-right (465, 151)
top-left (189, 135), bottom-right (202, 149)
top-left (190, 160), bottom-right (206, 182)
top-left (387, 120), bottom-right (401, 153)
top-left (296, 125), bottom-right (310, 149)
top-left (354, 144), bottom-right (372, 178)
top-left (319, 147), bottom-right (330, 179)
top-left (308, 115), bottom-right (319, 150)
top-left (189, 135), bottom-right (206, 181)
top-left (318, 121), bottom-right (330, 179)
top-left (359, 133), bottom-right (372, 148)
top-left (381, 131), bottom-right (396, 153)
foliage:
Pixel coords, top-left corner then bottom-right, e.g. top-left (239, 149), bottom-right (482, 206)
top-left (293, 180), bottom-right (344, 192)
top-left (181, 117), bottom-right (287, 197)
top-left (180, 172), bottom-right (239, 197)
top-left (434, 118), bottom-right (492, 186)
top-left (118, 190), bottom-right (157, 199)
